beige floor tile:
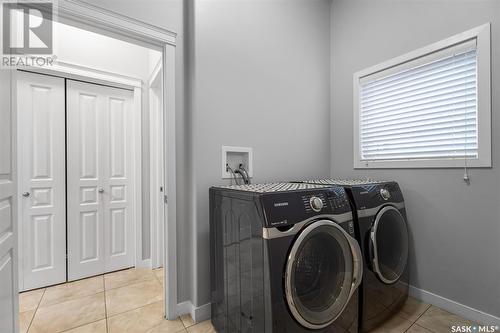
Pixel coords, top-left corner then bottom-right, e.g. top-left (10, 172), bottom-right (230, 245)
top-left (186, 320), bottom-right (216, 333)
top-left (180, 314), bottom-right (195, 328)
top-left (19, 288), bottom-right (45, 312)
top-left (147, 319), bottom-right (187, 333)
top-left (108, 301), bottom-right (184, 333)
top-left (62, 319), bottom-right (107, 333)
top-left (370, 314), bottom-right (413, 333)
top-left (398, 296), bottom-right (431, 322)
top-left (105, 268), bottom-right (157, 290)
top-left (29, 292), bottom-right (105, 333)
top-left (19, 310), bottom-right (35, 333)
top-left (416, 306), bottom-right (474, 333)
top-left (40, 276), bottom-right (104, 307)
top-left (406, 323), bottom-right (434, 333)
top-left (106, 278), bottom-right (163, 316)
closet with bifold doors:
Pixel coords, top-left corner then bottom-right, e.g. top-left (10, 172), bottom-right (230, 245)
top-left (17, 70), bottom-right (136, 291)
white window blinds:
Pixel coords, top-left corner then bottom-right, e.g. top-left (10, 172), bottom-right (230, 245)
top-left (359, 40), bottom-right (478, 162)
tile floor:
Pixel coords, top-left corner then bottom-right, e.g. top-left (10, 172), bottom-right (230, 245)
top-left (369, 296), bottom-right (477, 333)
top-left (19, 267), bottom-right (215, 333)
top-left (19, 270), bottom-right (475, 333)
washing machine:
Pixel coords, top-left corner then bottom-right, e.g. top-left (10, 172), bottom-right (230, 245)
top-left (210, 182), bottom-right (363, 332)
top-left (298, 179), bottom-right (409, 332)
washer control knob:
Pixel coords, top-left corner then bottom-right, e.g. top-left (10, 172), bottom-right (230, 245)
top-left (380, 188), bottom-right (391, 200)
top-left (309, 196), bottom-right (324, 212)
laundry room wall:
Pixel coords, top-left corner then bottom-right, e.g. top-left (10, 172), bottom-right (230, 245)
top-left (190, 0), bottom-right (332, 312)
top-left (330, 0), bottom-right (500, 320)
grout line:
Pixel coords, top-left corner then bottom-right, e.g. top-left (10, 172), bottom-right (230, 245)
top-left (412, 305), bottom-right (439, 333)
top-left (25, 288), bottom-right (46, 333)
top-left (35, 277), bottom-right (105, 310)
top-left (103, 275), bottom-right (109, 333)
top-left (402, 305), bottom-right (434, 333)
top-left (58, 318), bottom-right (106, 333)
top-left (106, 301), bottom-right (164, 321)
top-left (104, 275), bottom-right (159, 292)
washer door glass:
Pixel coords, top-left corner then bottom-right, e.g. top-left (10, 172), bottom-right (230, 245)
top-left (371, 206), bottom-right (409, 284)
top-left (285, 221), bottom-right (355, 329)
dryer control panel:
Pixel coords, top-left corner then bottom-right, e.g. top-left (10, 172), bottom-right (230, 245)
top-left (261, 187), bottom-right (351, 227)
top-left (349, 181), bottom-right (404, 210)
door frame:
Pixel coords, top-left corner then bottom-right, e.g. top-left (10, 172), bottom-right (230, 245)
top-left (148, 60), bottom-right (165, 269)
top-left (15, 0), bottom-right (179, 320)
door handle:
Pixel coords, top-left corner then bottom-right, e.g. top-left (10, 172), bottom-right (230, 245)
top-left (98, 188), bottom-right (104, 193)
top-left (22, 192), bottom-right (30, 197)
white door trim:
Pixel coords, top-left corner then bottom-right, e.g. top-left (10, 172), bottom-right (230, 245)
top-left (54, 0), bottom-right (178, 320)
top-left (149, 60), bottom-right (164, 269)
top-left (57, 0), bottom-right (176, 46)
top-left (1, 68), bottom-right (20, 333)
top-left (23, 60), bottom-right (142, 90)
top-left (132, 86), bottom-right (143, 269)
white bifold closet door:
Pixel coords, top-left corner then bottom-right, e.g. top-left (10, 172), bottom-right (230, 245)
top-left (66, 80), bottom-right (134, 281)
top-left (17, 71), bottom-right (67, 291)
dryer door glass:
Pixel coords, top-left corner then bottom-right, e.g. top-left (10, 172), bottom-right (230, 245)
top-left (371, 206), bottom-right (409, 284)
top-left (285, 220), bottom-right (356, 329)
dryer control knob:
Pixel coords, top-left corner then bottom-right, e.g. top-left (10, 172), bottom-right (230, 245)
top-left (310, 196), bottom-right (324, 212)
top-left (380, 188), bottom-right (391, 200)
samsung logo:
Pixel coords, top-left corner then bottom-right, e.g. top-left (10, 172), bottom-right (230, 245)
top-left (274, 202), bottom-right (289, 207)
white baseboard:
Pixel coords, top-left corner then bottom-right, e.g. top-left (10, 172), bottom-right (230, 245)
top-left (409, 285), bottom-right (500, 326)
top-left (175, 301), bottom-right (192, 318)
top-left (191, 302), bottom-right (211, 323)
top-left (174, 301), bottom-right (211, 323)
top-left (136, 259), bottom-right (152, 268)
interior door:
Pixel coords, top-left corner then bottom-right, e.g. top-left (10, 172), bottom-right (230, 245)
top-left (17, 71), bottom-right (66, 290)
top-left (67, 80), bottom-right (134, 280)
top-left (0, 69), bottom-right (19, 332)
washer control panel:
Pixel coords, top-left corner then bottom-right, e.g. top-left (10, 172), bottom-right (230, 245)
top-left (262, 187), bottom-right (351, 227)
top-left (309, 196), bottom-right (324, 212)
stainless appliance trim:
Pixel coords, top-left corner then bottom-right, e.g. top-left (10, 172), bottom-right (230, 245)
top-left (370, 205), bottom-right (407, 284)
top-left (262, 213), bottom-right (352, 239)
top-left (357, 201), bottom-right (405, 218)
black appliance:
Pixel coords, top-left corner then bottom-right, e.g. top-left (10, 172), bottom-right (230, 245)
top-left (298, 179), bottom-right (409, 332)
top-left (210, 182), bottom-right (363, 332)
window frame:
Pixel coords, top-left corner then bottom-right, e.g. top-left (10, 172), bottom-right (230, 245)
top-left (353, 23), bottom-right (491, 169)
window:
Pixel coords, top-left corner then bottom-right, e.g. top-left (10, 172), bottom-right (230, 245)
top-left (353, 24), bottom-right (491, 168)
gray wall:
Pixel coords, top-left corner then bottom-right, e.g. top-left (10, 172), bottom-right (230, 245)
top-left (331, 0), bottom-right (500, 318)
top-left (191, 0), bottom-right (332, 306)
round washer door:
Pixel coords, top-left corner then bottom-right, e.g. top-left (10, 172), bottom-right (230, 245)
top-left (371, 206), bottom-right (409, 284)
top-left (285, 220), bottom-right (362, 330)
